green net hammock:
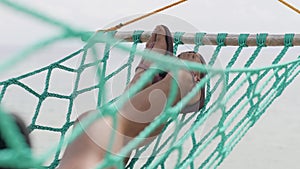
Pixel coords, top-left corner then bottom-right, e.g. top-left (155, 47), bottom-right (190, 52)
top-left (0, 0), bottom-right (300, 169)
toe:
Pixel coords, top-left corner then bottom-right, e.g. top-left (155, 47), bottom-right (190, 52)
top-left (153, 25), bottom-right (167, 41)
top-left (153, 25), bottom-right (167, 36)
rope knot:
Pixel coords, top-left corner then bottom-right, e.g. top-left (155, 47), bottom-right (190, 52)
top-left (132, 30), bottom-right (144, 43)
top-left (194, 32), bottom-right (206, 52)
top-left (174, 32), bottom-right (184, 45)
top-left (217, 33), bottom-right (228, 46)
top-left (238, 34), bottom-right (249, 47)
top-left (284, 33), bottom-right (294, 47)
top-left (256, 33), bottom-right (268, 47)
top-left (173, 32), bottom-right (185, 55)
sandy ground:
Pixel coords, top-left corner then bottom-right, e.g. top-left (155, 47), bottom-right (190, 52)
top-left (220, 78), bottom-right (300, 169)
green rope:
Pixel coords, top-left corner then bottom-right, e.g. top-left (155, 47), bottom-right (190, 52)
top-left (0, 1), bottom-right (300, 169)
top-left (173, 32), bottom-right (185, 55)
top-left (194, 32), bottom-right (206, 52)
top-left (126, 30), bottom-right (143, 85)
top-left (224, 34), bottom-right (249, 89)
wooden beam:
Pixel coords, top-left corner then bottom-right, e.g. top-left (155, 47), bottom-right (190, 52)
top-left (114, 31), bottom-right (300, 46)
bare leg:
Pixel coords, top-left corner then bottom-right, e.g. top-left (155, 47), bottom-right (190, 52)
top-left (58, 113), bottom-right (124, 169)
top-left (58, 24), bottom-right (203, 168)
top-left (58, 25), bottom-right (172, 169)
top-left (58, 51), bottom-right (205, 169)
top-left (122, 51), bottom-right (204, 164)
top-left (122, 25), bottom-right (171, 164)
top-left (120, 70), bottom-right (195, 140)
top-left (58, 68), bottom-right (196, 169)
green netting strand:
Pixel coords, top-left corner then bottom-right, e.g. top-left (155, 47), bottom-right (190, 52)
top-left (0, 1), bottom-right (300, 169)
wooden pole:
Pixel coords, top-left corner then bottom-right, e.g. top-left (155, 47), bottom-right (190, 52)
top-left (97, 0), bottom-right (187, 32)
top-left (105, 31), bottom-right (300, 46)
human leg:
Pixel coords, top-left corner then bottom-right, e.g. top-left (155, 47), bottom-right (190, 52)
top-left (121, 51), bottom-right (206, 142)
top-left (119, 69), bottom-right (197, 140)
top-left (58, 25), bottom-right (173, 169)
top-left (58, 112), bottom-right (124, 169)
top-left (58, 66), bottom-right (200, 169)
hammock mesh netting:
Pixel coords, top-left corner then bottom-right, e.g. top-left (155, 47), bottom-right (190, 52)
top-left (0, 0), bottom-right (300, 169)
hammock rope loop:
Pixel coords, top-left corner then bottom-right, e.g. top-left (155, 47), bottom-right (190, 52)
top-left (256, 33), bottom-right (268, 47)
top-left (126, 30), bottom-right (144, 84)
top-left (284, 33), bottom-right (295, 47)
top-left (271, 34), bottom-right (294, 65)
top-left (238, 34), bottom-right (249, 47)
top-left (173, 32), bottom-right (185, 55)
top-left (132, 30), bottom-right (144, 43)
top-left (216, 33), bottom-right (228, 46)
top-left (226, 33), bottom-right (249, 69)
top-left (102, 31), bottom-right (117, 62)
top-left (194, 32), bottom-right (206, 52)
top-left (208, 33), bottom-right (228, 66)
